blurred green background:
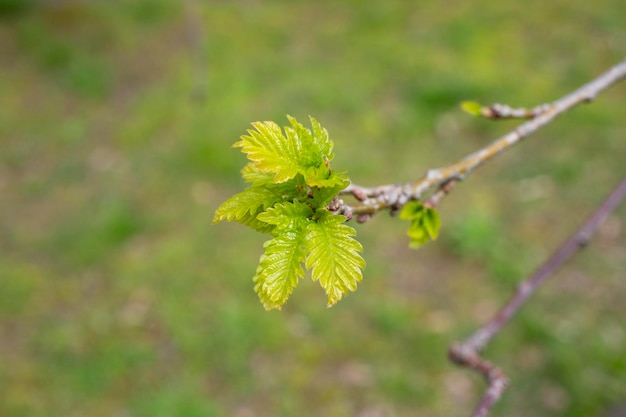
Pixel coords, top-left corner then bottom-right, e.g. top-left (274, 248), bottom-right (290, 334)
top-left (1, 1), bottom-right (625, 416)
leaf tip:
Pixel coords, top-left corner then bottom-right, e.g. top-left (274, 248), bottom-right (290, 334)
top-left (461, 101), bottom-right (484, 116)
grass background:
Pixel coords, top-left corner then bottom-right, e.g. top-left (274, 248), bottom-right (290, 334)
top-left (1, 1), bottom-right (625, 416)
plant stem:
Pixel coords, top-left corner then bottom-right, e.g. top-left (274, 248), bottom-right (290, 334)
top-left (449, 175), bottom-right (626, 417)
top-left (339, 58), bottom-right (626, 218)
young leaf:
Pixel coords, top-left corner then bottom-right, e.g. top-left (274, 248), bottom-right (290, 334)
top-left (285, 115), bottom-right (338, 187)
top-left (399, 200), bottom-right (425, 220)
top-left (241, 163), bottom-right (274, 185)
top-left (285, 115), bottom-right (326, 168)
top-left (301, 166), bottom-right (345, 188)
top-left (234, 120), bottom-right (301, 183)
top-left (253, 202), bottom-right (312, 310)
top-left (308, 175), bottom-right (350, 207)
top-left (400, 202), bottom-right (442, 249)
top-left (213, 173), bottom-right (310, 231)
top-left (213, 186), bottom-right (285, 233)
top-left (241, 162), bottom-right (309, 191)
top-left (423, 207), bottom-right (441, 240)
top-left (407, 221), bottom-right (430, 249)
top-left (309, 116), bottom-right (333, 157)
top-left (254, 232), bottom-right (307, 310)
top-left (234, 116), bottom-right (337, 186)
top-left (305, 212), bottom-right (365, 307)
top-left (257, 201), bottom-right (313, 232)
top-left (461, 101), bottom-right (484, 116)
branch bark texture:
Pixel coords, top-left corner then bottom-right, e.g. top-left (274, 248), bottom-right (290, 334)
top-left (449, 175), bottom-right (626, 417)
top-left (337, 58), bottom-right (626, 221)
top-left (337, 59), bottom-right (626, 416)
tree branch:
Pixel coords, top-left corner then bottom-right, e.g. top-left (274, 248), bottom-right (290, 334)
top-left (333, 60), bottom-right (626, 414)
top-left (335, 58), bottom-right (626, 221)
top-left (449, 175), bottom-right (626, 417)
top-left (475, 102), bottom-right (552, 119)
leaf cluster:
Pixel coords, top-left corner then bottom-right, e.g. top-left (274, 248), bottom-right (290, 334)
top-left (460, 100), bottom-right (483, 116)
top-left (213, 116), bottom-right (365, 310)
top-left (399, 201), bottom-right (441, 249)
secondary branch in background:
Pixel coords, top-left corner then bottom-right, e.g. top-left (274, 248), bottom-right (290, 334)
top-left (449, 175), bottom-right (626, 417)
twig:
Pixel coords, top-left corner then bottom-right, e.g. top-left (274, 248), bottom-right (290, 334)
top-left (479, 103), bottom-right (552, 119)
top-left (335, 58), bottom-right (626, 220)
top-left (422, 179), bottom-right (459, 209)
top-left (449, 176), bottom-right (626, 417)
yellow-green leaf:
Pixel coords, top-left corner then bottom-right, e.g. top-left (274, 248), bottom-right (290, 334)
top-left (213, 186), bottom-right (285, 233)
top-left (401, 203), bottom-right (442, 249)
top-left (253, 202), bottom-right (313, 310)
top-left (461, 101), bottom-right (483, 116)
top-left (234, 120), bottom-right (301, 183)
top-left (233, 116), bottom-right (337, 186)
top-left (305, 212), bottom-right (365, 307)
top-left (257, 201), bottom-right (313, 232)
top-left (423, 207), bottom-right (441, 240)
top-left (254, 232), bottom-right (307, 310)
top-left (399, 201), bottom-right (425, 220)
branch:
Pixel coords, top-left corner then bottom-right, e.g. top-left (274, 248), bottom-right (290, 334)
top-left (335, 58), bottom-right (626, 221)
top-left (449, 175), bottom-right (626, 417)
top-left (464, 101), bottom-right (552, 119)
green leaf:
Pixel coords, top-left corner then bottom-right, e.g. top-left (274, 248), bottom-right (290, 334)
top-left (399, 201), bottom-right (425, 220)
top-left (423, 207), bottom-right (441, 240)
top-left (254, 232), bottom-right (307, 310)
top-left (234, 120), bottom-right (300, 183)
top-left (307, 174), bottom-right (349, 207)
top-left (288, 115), bottom-right (337, 187)
top-left (257, 201), bottom-right (313, 233)
top-left (213, 186), bottom-right (285, 232)
top-left (461, 101), bottom-right (483, 116)
top-left (213, 172), bottom-right (311, 230)
top-left (402, 203), bottom-right (441, 249)
top-left (305, 212), bottom-right (365, 307)
top-left (407, 222), bottom-right (430, 249)
top-left (233, 116), bottom-right (336, 186)
top-left (253, 202), bottom-right (312, 310)
top-left (309, 116), bottom-right (333, 159)
top-left (241, 163), bottom-right (274, 185)
top-left (407, 221), bottom-right (427, 239)
top-left (285, 115), bottom-right (325, 169)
